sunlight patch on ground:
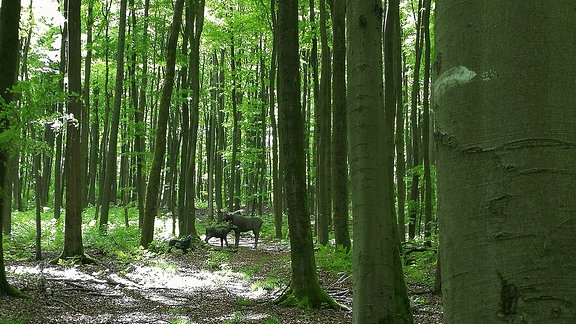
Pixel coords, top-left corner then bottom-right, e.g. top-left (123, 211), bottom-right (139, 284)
top-left (124, 263), bottom-right (268, 300)
top-left (10, 264), bottom-right (105, 284)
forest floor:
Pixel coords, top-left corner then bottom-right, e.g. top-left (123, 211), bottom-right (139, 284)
top-left (0, 218), bottom-right (443, 323)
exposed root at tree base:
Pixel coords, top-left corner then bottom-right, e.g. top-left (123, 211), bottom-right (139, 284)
top-left (274, 287), bottom-right (342, 310)
top-left (0, 282), bottom-right (29, 298)
top-left (51, 253), bottom-right (98, 265)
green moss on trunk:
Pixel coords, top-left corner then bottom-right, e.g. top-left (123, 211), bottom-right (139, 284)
top-left (274, 286), bottom-right (340, 310)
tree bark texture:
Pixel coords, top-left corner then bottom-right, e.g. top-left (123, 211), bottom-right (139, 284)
top-left (61, 0), bottom-right (92, 262)
top-left (435, 1), bottom-right (576, 322)
top-left (347, 0), bottom-right (398, 322)
top-left (275, 0), bottom-right (337, 309)
top-left (316, 0), bottom-right (332, 245)
top-left (0, 0), bottom-right (22, 296)
top-left (329, 0), bottom-right (351, 251)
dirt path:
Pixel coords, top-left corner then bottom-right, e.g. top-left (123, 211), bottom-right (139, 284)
top-left (1, 235), bottom-right (442, 323)
top-left (1, 238), bottom-right (353, 323)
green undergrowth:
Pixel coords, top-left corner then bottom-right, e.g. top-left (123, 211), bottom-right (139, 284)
top-left (402, 239), bottom-right (438, 287)
top-left (315, 244), bottom-right (352, 275)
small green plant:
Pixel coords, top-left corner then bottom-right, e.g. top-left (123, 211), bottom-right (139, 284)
top-left (222, 311), bottom-right (246, 324)
top-left (265, 316), bottom-right (279, 324)
top-left (252, 277), bottom-right (284, 291)
top-left (235, 296), bottom-right (255, 307)
top-left (203, 249), bottom-right (231, 271)
top-left (315, 244), bottom-right (352, 274)
top-left (403, 245), bottom-right (438, 287)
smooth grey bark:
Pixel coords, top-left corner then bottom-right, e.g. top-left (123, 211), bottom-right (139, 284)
top-left (435, 1), bottom-right (576, 322)
top-left (348, 0), bottom-right (407, 322)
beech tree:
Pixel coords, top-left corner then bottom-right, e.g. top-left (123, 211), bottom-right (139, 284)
top-left (274, 0), bottom-right (338, 309)
top-left (347, 0), bottom-right (411, 321)
top-left (436, 1), bottom-right (576, 321)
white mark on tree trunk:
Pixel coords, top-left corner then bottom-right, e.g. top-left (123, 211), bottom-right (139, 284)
top-left (434, 66), bottom-right (477, 100)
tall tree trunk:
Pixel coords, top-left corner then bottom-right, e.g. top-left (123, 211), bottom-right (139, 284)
top-left (436, 1), bottom-right (576, 322)
top-left (269, 0), bottom-right (282, 238)
top-left (395, 24), bottom-right (407, 242)
top-left (229, 40), bottom-right (241, 211)
top-left (54, 0), bottom-right (69, 220)
top-left (408, 0), bottom-right (424, 240)
top-left (60, 0), bottom-right (92, 263)
top-left (214, 49), bottom-right (225, 221)
top-left (135, 0), bottom-right (150, 228)
top-left (347, 0), bottom-right (410, 321)
top-left (185, 0), bottom-right (205, 236)
top-left (80, 0), bottom-right (93, 210)
top-left (100, 0), bottom-right (128, 229)
top-left (329, 0), bottom-right (350, 251)
top-left (141, 0), bottom-right (185, 248)
top-left (384, 0), bottom-right (413, 321)
top-left (177, 2), bottom-right (191, 235)
top-left (421, 0), bottom-right (432, 244)
top-left (274, 0), bottom-right (338, 310)
top-left (316, 0), bottom-right (331, 245)
top-left (0, 0), bottom-right (24, 296)
top-left (85, 0), bottom-right (97, 207)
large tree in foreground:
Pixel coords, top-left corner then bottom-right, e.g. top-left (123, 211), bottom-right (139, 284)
top-left (274, 0), bottom-right (338, 309)
top-left (435, 1), bottom-right (576, 322)
top-left (0, 0), bottom-right (24, 296)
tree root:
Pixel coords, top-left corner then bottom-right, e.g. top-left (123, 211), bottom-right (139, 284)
top-left (0, 282), bottom-right (29, 299)
top-left (51, 253), bottom-right (98, 265)
top-left (273, 286), bottom-right (342, 310)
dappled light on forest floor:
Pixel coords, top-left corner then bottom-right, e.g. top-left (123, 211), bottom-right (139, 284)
top-left (1, 240), bottom-right (356, 323)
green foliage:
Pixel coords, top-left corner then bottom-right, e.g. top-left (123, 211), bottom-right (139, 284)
top-left (265, 316), bottom-right (279, 324)
top-left (403, 241), bottom-right (438, 287)
top-left (235, 296), bottom-right (255, 307)
top-left (252, 277), bottom-right (284, 292)
top-left (3, 207), bottom-right (146, 264)
top-left (315, 244), bottom-right (352, 275)
top-left (222, 311), bottom-right (246, 324)
top-left (203, 249), bottom-right (232, 271)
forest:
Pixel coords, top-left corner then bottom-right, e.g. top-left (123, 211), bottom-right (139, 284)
top-left (1, 0), bottom-right (575, 323)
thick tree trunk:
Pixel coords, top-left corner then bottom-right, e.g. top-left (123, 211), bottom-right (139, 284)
top-left (384, 1), bottom-right (413, 321)
top-left (347, 0), bottom-right (410, 322)
top-left (0, 0), bottom-right (25, 297)
top-left (141, 0), bottom-right (185, 248)
top-left (60, 0), bottom-right (92, 263)
top-left (274, 0), bottom-right (338, 310)
top-left (436, 1), bottom-right (576, 322)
